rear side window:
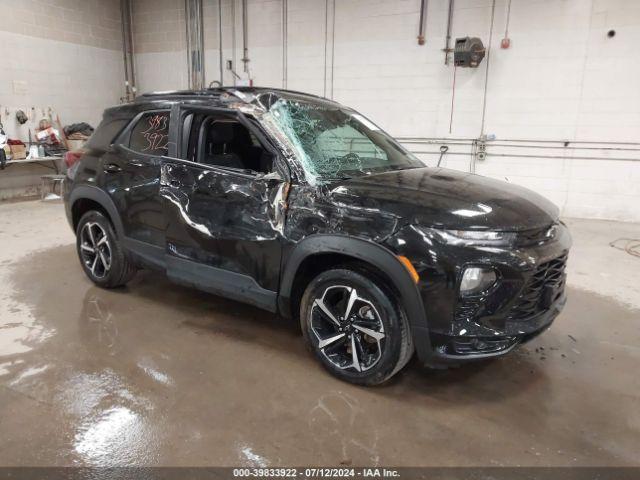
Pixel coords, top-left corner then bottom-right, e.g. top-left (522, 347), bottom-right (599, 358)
top-left (129, 111), bottom-right (170, 155)
top-left (86, 118), bottom-right (128, 150)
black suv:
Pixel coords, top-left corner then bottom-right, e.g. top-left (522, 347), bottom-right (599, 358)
top-left (64, 87), bottom-right (571, 385)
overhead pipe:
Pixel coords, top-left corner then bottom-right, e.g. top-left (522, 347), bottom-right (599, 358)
top-left (120, 0), bottom-right (136, 101)
top-left (185, 0), bottom-right (205, 90)
top-left (241, 0), bottom-right (250, 74)
top-left (282, 0), bottom-right (288, 88)
top-left (443, 0), bottom-right (454, 64)
top-left (231, 0), bottom-right (237, 80)
top-left (398, 137), bottom-right (640, 146)
top-left (330, 0), bottom-right (336, 99)
top-left (402, 140), bottom-right (640, 153)
top-left (403, 150), bottom-right (640, 164)
top-left (127, 0), bottom-right (136, 91)
top-left (417, 0), bottom-right (427, 45)
top-left (218, 0), bottom-right (224, 86)
top-left (323, 0), bottom-right (328, 96)
top-left (397, 137), bottom-right (640, 164)
top-left (479, 0), bottom-right (496, 136)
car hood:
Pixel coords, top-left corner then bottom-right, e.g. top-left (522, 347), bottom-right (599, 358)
top-left (327, 167), bottom-right (559, 232)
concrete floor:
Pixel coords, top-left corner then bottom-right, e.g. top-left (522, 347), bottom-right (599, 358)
top-left (0, 200), bottom-right (638, 467)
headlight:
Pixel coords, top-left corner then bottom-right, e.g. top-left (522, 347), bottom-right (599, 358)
top-left (460, 267), bottom-right (497, 296)
top-left (415, 226), bottom-right (516, 246)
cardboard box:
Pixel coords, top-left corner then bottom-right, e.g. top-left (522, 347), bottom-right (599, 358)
top-left (10, 144), bottom-right (26, 160)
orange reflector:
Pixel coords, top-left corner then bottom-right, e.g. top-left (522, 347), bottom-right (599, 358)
top-left (397, 255), bottom-right (420, 284)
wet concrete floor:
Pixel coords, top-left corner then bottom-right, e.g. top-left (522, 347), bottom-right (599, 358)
top-left (0, 202), bottom-right (639, 466)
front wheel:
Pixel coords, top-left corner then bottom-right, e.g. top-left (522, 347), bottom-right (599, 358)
top-left (76, 210), bottom-right (136, 288)
top-left (300, 268), bottom-right (413, 385)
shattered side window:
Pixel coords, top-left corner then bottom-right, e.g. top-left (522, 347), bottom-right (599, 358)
top-left (263, 98), bottom-right (423, 183)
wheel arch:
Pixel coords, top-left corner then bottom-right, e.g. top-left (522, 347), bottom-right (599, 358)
top-left (279, 235), bottom-right (434, 364)
top-left (279, 235), bottom-right (428, 329)
top-left (69, 185), bottom-right (124, 238)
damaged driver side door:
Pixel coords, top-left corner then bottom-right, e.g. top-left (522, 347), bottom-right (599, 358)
top-left (160, 107), bottom-right (288, 311)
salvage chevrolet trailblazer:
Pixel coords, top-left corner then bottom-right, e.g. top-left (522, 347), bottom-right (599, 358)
top-left (64, 88), bottom-right (571, 385)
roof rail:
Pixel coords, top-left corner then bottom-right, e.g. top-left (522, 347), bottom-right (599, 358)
top-left (138, 86), bottom-right (333, 100)
top-left (137, 89), bottom-right (223, 99)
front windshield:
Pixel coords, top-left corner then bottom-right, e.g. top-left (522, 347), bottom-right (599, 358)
top-left (263, 98), bottom-right (425, 182)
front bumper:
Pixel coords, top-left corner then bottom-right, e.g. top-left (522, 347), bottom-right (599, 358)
top-left (386, 222), bottom-right (572, 367)
top-left (421, 293), bottom-right (566, 366)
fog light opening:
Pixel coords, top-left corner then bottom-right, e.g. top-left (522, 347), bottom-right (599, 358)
top-left (460, 267), bottom-right (497, 296)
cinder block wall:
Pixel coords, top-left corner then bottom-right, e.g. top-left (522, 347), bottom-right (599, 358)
top-left (132, 0), bottom-right (189, 91)
top-left (133, 0), bottom-right (640, 223)
top-left (0, 0), bottom-right (125, 200)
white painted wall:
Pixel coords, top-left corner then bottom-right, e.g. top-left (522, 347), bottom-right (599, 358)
top-left (0, 31), bottom-right (125, 201)
top-left (133, 0), bottom-right (640, 222)
top-left (0, 0), bottom-right (124, 139)
top-left (0, 0), bottom-right (125, 200)
top-left (0, 31), bottom-right (125, 140)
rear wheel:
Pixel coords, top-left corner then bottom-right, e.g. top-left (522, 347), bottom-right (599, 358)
top-left (300, 268), bottom-right (413, 385)
top-left (76, 210), bottom-right (136, 288)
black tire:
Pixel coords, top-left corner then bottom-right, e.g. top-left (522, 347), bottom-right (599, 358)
top-left (75, 210), bottom-right (136, 288)
top-left (300, 268), bottom-right (413, 385)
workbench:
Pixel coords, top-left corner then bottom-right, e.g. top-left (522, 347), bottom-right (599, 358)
top-left (3, 156), bottom-right (64, 173)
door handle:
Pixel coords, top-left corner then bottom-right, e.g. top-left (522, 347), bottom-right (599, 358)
top-left (104, 163), bottom-right (122, 173)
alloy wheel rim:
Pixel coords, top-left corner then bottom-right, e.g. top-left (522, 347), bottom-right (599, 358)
top-left (80, 222), bottom-right (112, 279)
top-left (310, 285), bottom-right (385, 372)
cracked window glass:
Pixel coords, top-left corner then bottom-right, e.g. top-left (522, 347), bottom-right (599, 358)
top-left (264, 98), bottom-right (424, 183)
